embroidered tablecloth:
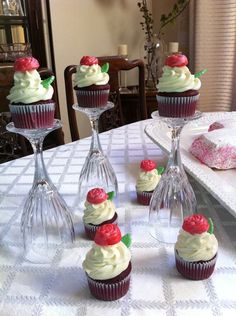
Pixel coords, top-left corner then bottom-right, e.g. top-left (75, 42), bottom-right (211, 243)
top-left (0, 119), bottom-right (236, 316)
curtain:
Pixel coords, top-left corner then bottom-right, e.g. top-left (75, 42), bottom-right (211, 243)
top-left (190, 0), bottom-right (236, 112)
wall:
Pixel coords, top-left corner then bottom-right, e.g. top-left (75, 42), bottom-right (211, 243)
top-left (48, 0), bottom-right (146, 142)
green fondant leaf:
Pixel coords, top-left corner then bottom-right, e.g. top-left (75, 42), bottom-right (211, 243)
top-left (107, 191), bottom-right (115, 200)
top-left (157, 166), bottom-right (165, 175)
top-left (41, 76), bottom-right (55, 88)
top-left (208, 217), bottom-right (214, 234)
top-left (101, 63), bottom-right (109, 73)
top-left (121, 233), bottom-right (132, 248)
top-left (194, 69), bottom-right (207, 78)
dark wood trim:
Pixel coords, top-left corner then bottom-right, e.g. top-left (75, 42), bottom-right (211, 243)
top-left (25, 0), bottom-right (47, 67)
top-left (45, 0), bottom-right (56, 75)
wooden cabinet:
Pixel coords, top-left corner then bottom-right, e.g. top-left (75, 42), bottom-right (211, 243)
top-left (120, 87), bottom-right (158, 123)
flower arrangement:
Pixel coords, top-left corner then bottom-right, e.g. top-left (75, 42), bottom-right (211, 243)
top-left (137, 0), bottom-right (190, 89)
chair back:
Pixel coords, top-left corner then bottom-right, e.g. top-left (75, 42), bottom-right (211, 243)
top-left (64, 56), bottom-right (147, 141)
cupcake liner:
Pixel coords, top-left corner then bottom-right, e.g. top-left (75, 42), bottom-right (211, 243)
top-left (136, 190), bottom-right (153, 205)
top-left (86, 272), bottom-right (131, 301)
top-left (157, 94), bottom-right (199, 118)
top-left (175, 250), bottom-right (217, 280)
top-left (9, 102), bottom-right (55, 129)
top-left (84, 215), bottom-right (118, 240)
top-left (75, 89), bottom-right (109, 108)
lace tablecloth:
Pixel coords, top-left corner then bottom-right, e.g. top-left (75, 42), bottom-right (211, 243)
top-left (0, 120), bottom-right (236, 316)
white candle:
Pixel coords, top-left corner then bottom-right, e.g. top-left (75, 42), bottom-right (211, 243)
top-left (118, 44), bottom-right (128, 56)
top-left (168, 42), bottom-right (179, 53)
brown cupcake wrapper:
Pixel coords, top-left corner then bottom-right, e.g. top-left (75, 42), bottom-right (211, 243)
top-left (84, 216), bottom-right (118, 240)
top-left (86, 272), bottom-right (131, 301)
top-left (175, 250), bottom-right (217, 280)
top-left (157, 94), bottom-right (199, 118)
top-left (9, 102), bottom-right (55, 129)
top-left (75, 89), bottom-right (109, 108)
top-left (136, 190), bottom-right (153, 205)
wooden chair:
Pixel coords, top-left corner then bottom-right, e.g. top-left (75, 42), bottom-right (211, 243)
top-left (64, 56), bottom-right (147, 141)
top-left (0, 65), bottom-right (64, 163)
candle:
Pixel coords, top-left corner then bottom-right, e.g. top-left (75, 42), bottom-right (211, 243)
top-left (168, 42), bottom-right (179, 54)
top-left (118, 44), bottom-right (128, 56)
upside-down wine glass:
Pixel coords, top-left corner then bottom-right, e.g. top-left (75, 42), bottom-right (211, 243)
top-left (149, 111), bottom-right (201, 244)
top-left (6, 120), bottom-right (75, 263)
top-left (73, 102), bottom-right (118, 206)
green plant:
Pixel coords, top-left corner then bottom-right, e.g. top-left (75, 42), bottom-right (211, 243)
top-left (137, 0), bottom-right (190, 39)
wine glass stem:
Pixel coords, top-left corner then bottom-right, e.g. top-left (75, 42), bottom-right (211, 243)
top-left (89, 117), bottom-right (103, 153)
top-left (30, 136), bottom-right (49, 183)
top-left (168, 126), bottom-right (183, 168)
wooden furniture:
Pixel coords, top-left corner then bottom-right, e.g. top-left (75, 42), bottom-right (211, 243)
top-left (120, 87), bottom-right (158, 121)
top-left (64, 56), bottom-right (147, 141)
top-left (0, 64), bottom-right (64, 163)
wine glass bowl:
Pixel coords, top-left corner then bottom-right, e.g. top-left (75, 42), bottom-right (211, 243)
top-left (6, 120), bottom-right (75, 263)
top-left (149, 112), bottom-right (201, 244)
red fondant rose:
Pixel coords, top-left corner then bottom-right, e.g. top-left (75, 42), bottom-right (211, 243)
top-left (94, 224), bottom-right (122, 246)
top-left (140, 159), bottom-right (156, 172)
top-left (14, 57), bottom-right (40, 72)
top-left (165, 54), bottom-right (188, 68)
top-left (86, 188), bottom-right (108, 204)
top-left (80, 56), bottom-right (98, 66)
top-left (182, 214), bottom-right (210, 235)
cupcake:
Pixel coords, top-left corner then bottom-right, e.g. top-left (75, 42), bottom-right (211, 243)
top-left (74, 56), bottom-right (110, 108)
top-left (175, 214), bottom-right (218, 280)
top-left (7, 57), bottom-right (55, 129)
top-left (157, 53), bottom-right (206, 118)
top-left (83, 223), bottom-right (132, 300)
top-left (83, 188), bottom-right (118, 240)
top-left (136, 159), bottom-right (164, 205)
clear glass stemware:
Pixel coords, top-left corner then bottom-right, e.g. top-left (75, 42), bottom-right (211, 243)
top-left (6, 120), bottom-right (75, 263)
top-left (73, 102), bottom-right (118, 206)
top-left (149, 112), bottom-right (201, 244)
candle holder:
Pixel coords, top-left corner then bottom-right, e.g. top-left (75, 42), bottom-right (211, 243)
top-left (6, 120), bottom-right (75, 263)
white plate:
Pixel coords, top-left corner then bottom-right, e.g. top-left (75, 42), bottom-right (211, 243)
top-left (145, 111), bottom-right (236, 217)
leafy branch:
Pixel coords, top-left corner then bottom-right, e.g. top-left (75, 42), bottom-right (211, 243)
top-left (137, 0), bottom-right (190, 39)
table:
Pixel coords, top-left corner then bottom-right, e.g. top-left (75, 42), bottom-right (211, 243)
top-left (0, 119), bottom-right (236, 316)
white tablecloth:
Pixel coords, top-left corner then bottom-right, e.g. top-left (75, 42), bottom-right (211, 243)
top-left (0, 119), bottom-right (236, 316)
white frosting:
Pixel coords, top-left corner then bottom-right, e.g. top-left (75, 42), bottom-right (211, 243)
top-left (136, 169), bottom-right (161, 192)
top-left (83, 241), bottom-right (131, 280)
top-left (7, 70), bottom-right (53, 104)
top-left (83, 200), bottom-right (116, 225)
top-left (175, 229), bottom-right (218, 262)
top-left (74, 64), bottom-right (109, 88)
top-left (157, 65), bottom-right (201, 93)
top-left (203, 128), bottom-right (236, 147)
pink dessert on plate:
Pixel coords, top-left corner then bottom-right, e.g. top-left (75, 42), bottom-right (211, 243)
top-left (7, 57), bottom-right (55, 129)
top-left (190, 124), bottom-right (236, 169)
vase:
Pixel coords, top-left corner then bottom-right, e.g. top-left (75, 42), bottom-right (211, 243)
top-left (144, 35), bottom-right (166, 91)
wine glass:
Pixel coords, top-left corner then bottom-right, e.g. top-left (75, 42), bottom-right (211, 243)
top-left (6, 120), bottom-right (75, 263)
top-left (149, 111), bottom-right (201, 244)
top-left (73, 102), bottom-right (118, 206)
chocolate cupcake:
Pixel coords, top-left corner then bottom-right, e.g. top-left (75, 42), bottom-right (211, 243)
top-left (136, 159), bottom-right (164, 205)
top-left (175, 214), bottom-right (218, 280)
top-left (83, 224), bottom-right (132, 301)
top-left (7, 57), bottom-right (55, 129)
top-left (83, 188), bottom-right (118, 240)
top-left (74, 56), bottom-right (110, 108)
top-left (156, 54), bottom-right (206, 118)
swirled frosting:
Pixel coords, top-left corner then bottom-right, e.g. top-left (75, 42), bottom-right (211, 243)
top-left (175, 229), bottom-right (218, 262)
top-left (136, 169), bottom-right (161, 192)
top-left (157, 66), bottom-right (201, 93)
top-left (83, 241), bottom-right (131, 280)
top-left (74, 64), bottom-right (109, 88)
top-left (83, 200), bottom-right (116, 225)
top-left (7, 70), bottom-right (53, 104)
